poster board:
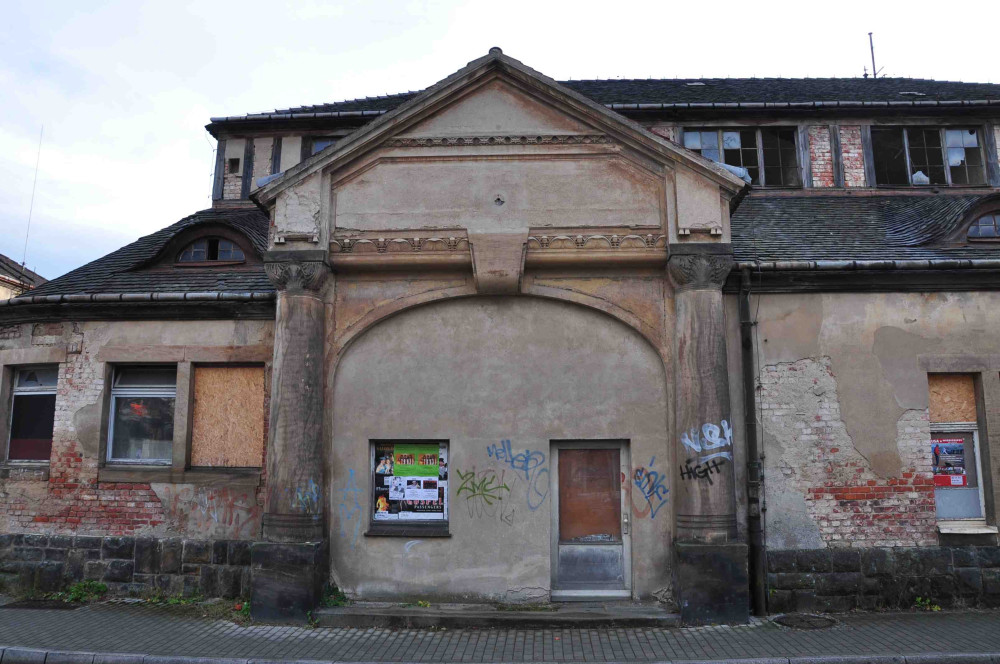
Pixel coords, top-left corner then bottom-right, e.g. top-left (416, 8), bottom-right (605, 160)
top-left (932, 437), bottom-right (968, 487)
top-left (372, 441), bottom-right (448, 521)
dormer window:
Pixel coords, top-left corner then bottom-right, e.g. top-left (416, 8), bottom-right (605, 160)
top-left (968, 212), bottom-right (1000, 241)
top-left (177, 238), bottom-right (246, 264)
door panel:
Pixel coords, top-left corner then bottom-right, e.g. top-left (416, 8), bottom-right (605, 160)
top-left (559, 449), bottom-right (621, 543)
top-left (552, 442), bottom-right (630, 597)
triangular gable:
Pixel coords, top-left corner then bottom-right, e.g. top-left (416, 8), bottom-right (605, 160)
top-left (253, 48), bottom-right (747, 207)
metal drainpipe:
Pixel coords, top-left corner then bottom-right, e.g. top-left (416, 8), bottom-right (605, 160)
top-left (740, 267), bottom-right (767, 616)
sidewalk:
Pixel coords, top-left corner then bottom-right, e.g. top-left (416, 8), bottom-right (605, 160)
top-left (1, 600), bottom-right (1000, 663)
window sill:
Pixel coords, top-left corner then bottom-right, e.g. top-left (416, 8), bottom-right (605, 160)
top-left (937, 520), bottom-right (998, 535)
top-left (98, 465), bottom-right (261, 487)
top-left (365, 524), bottom-right (451, 538)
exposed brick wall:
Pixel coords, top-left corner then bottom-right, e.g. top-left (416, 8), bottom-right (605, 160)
top-left (222, 172), bottom-right (243, 200)
top-left (761, 357), bottom-right (937, 548)
top-left (0, 322), bottom-right (268, 540)
top-left (840, 126), bottom-right (867, 187)
top-left (809, 126), bottom-right (834, 187)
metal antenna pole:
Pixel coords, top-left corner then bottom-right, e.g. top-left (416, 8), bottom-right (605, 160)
top-left (20, 125), bottom-right (43, 284)
top-left (868, 32), bottom-right (877, 79)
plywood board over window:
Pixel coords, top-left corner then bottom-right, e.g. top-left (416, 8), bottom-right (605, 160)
top-left (929, 373), bottom-right (977, 423)
top-left (191, 366), bottom-right (265, 467)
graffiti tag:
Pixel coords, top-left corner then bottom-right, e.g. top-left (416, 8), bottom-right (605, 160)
top-left (288, 478), bottom-right (321, 514)
top-left (679, 457), bottom-right (726, 485)
top-left (487, 439), bottom-right (550, 511)
top-left (680, 420), bottom-right (734, 463)
top-left (633, 456), bottom-right (669, 519)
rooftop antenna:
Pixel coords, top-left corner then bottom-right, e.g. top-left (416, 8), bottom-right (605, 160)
top-left (868, 32), bottom-right (883, 79)
top-left (19, 125), bottom-right (43, 286)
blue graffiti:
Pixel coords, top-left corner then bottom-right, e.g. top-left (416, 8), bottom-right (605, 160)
top-left (487, 439), bottom-right (550, 511)
top-left (337, 469), bottom-right (363, 548)
top-left (289, 478), bottom-right (321, 514)
top-left (633, 456), bottom-right (669, 519)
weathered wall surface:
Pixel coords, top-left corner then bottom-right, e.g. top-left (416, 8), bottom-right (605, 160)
top-left (329, 297), bottom-right (671, 602)
top-left (755, 292), bottom-right (1000, 549)
top-left (0, 319), bottom-right (273, 540)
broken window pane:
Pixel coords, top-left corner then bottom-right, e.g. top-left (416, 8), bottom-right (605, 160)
top-left (872, 129), bottom-right (908, 185)
top-left (760, 129), bottom-right (800, 186)
top-left (945, 128), bottom-right (986, 186)
top-left (908, 128), bottom-right (947, 185)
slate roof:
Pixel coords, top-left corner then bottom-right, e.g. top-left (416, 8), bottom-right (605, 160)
top-left (731, 193), bottom-right (1000, 263)
top-left (0, 253), bottom-right (45, 288)
top-left (215, 77), bottom-right (1000, 121)
top-left (26, 207), bottom-right (272, 298)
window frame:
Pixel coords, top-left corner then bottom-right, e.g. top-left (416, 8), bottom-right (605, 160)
top-left (871, 126), bottom-right (987, 188)
top-left (683, 126), bottom-right (803, 188)
top-left (366, 439), bottom-right (450, 538)
top-left (106, 364), bottom-right (178, 466)
top-left (930, 421), bottom-right (987, 525)
top-left (175, 236), bottom-right (247, 266)
top-left (6, 364), bottom-right (58, 464)
top-left (967, 211), bottom-right (1000, 242)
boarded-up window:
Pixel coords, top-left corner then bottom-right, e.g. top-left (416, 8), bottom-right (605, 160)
top-left (191, 366), bottom-right (265, 467)
top-left (928, 374), bottom-right (977, 423)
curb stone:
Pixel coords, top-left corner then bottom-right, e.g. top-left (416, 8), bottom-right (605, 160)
top-left (6, 651), bottom-right (1000, 664)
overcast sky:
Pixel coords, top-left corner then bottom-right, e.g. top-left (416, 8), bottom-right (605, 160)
top-left (2, 0), bottom-right (998, 280)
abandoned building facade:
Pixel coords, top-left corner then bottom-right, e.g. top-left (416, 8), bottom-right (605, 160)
top-left (3, 49), bottom-right (1000, 623)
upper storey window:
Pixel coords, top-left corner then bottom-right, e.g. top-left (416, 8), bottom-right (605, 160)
top-left (684, 128), bottom-right (801, 187)
top-left (872, 127), bottom-right (985, 187)
top-left (968, 212), bottom-right (1000, 240)
top-left (177, 238), bottom-right (245, 264)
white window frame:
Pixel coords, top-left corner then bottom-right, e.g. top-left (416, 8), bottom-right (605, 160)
top-left (931, 421), bottom-right (994, 533)
top-left (106, 366), bottom-right (177, 466)
top-left (7, 365), bottom-right (58, 464)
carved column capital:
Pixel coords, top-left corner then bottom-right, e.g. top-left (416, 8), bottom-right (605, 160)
top-left (668, 253), bottom-right (734, 292)
top-left (265, 259), bottom-right (329, 294)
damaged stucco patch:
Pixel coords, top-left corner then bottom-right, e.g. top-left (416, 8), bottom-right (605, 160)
top-left (276, 172), bottom-right (322, 235)
top-left (760, 357), bottom-right (936, 548)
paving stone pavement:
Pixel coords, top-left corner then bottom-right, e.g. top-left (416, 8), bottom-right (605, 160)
top-left (1, 603), bottom-right (1000, 662)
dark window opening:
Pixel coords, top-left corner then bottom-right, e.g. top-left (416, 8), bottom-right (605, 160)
top-left (873, 127), bottom-right (985, 187)
top-left (684, 127), bottom-right (800, 187)
top-left (7, 365), bottom-right (58, 462)
top-left (310, 137), bottom-right (336, 155)
top-left (177, 238), bottom-right (246, 263)
top-left (968, 213), bottom-right (1000, 240)
top-left (227, 158), bottom-right (241, 174)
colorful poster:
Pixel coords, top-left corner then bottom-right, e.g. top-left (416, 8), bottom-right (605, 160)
top-left (932, 437), bottom-right (968, 487)
top-left (372, 442), bottom-right (448, 521)
top-left (393, 443), bottom-right (440, 477)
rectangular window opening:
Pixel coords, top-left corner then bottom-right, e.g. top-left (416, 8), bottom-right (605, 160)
top-left (370, 440), bottom-right (448, 529)
top-left (107, 365), bottom-right (176, 465)
top-left (227, 158), bottom-right (241, 175)
top-left (873, 127), bottom-right (985, 187)
top-left (683, 127), bottom-right (800, 187)
top-left (928, 373), bottom-right (985, 522)
top-left (7, 365), bottom-right (58, 462)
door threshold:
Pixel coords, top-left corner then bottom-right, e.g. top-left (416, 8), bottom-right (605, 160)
top-left (551, 589), bottom-right (632, 601)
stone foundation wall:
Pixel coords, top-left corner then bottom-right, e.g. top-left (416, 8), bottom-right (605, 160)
top-left (0, 534), bottom-right (252, 599)
top-left (767, 546), bottom-right (1000, 613)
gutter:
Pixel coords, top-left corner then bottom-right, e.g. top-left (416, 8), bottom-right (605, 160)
top-left (739, 268), bottom-right (767, 617)
top-left (0, 291), bottom-right (275, 307)
top-left (737, 258), bottom-right (1000, 271)
top-left (209, 98), bottom-right (1000, 124)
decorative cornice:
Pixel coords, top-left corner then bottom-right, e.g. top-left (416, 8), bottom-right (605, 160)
top-left (385, 134), bottom-right (611, 148)
top-left (264, 261), bottom-right (328, 293)
top-left (526, 234), bottom-right (666, 251)
top-left (668, 254), bottom-right (734, 291)
top-left (330, 237), bottom-right (470, 254)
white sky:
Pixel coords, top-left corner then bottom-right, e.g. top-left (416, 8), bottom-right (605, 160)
top-left (2, 0), bottom-right (998, 280)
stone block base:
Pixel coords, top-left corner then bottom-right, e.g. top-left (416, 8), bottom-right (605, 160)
top-left (674, 542), bottom-right (749, 625)
top-left (250, 541), bottom-right (327, 622)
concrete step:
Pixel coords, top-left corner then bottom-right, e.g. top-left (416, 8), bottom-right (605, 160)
top-left (313, 601), bottom-right (679, 629)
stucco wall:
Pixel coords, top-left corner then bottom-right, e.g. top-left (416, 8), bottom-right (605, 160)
top-left (329, 297), bottom-right (671, 602)
top-left (0, 319), bottom-right (273, 540)
top-left (754, 292), bottom-right (1000, 549)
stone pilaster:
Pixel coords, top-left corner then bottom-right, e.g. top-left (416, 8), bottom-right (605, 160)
top-left (252, 250), bottom-right (330, 621)
top-left (261, 251), bottom-right (329, 542)
top-left (668, 244), bottom-right (748, 625)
